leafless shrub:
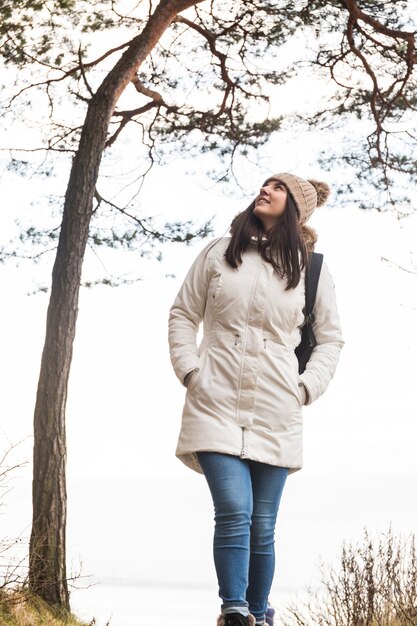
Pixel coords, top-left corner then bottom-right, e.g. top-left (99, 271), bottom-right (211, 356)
top-left (279, 525), bottom-right (417, 626)
top-left (0, 440), bottom-right (28, 591)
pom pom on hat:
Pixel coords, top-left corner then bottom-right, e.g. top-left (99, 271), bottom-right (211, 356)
top-left (307, 179), bottom-right (331, 207)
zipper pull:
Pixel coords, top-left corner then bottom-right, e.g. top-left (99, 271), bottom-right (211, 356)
top-left (234, 333), bottom-right (241, 346)
top-left (263, 337), bottom-right (267, 349)
top-left (240, 426), bottom-right (246, 457)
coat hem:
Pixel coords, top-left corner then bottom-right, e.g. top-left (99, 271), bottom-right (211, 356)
top-left (176, 450), bottom-right (302, 476)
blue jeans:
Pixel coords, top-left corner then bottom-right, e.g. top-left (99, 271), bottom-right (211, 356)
top-left (196, 451), bottom-right (288, 623)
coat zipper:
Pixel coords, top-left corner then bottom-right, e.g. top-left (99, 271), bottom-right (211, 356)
top-left (235, 262), bottom-right (262, 459)
top-left (241, 338), bottom-right (266, 456)
top-left (235, 262), bottom-right (262, 413)
top-left (241, 426), bottom-right (246, 457)
top-left (235, 332), bottom-right (246, 456)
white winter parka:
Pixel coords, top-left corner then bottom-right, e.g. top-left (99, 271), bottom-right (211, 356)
top-left (168, 235), bottom-right (344, 476)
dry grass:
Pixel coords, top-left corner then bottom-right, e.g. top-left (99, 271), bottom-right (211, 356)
top-left (278, 525), bottom-right (417, 626)
top-left (0, 587), bottom-right (91, 626)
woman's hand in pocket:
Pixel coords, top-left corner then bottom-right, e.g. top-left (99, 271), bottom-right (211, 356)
top-left (184, 368), bottom-right (198, 387)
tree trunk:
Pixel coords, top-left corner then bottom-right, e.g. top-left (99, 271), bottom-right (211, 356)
top-left (28, 0), bottom-right (202, 608)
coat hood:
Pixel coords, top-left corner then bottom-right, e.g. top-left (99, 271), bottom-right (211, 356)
top-left (301, 224), bottom-right (318, 253)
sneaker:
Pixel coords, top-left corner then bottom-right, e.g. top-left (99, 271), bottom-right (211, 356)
top-left (216, 613), bottom-right (256, 626)
top-left (265, 602), bottom-right (275, 626)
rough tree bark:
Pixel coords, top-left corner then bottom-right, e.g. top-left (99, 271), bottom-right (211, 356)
top-left (28, 0), bottom-right (203, 609)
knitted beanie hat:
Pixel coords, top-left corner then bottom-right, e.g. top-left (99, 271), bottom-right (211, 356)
top-left (268, 172), bottom-right (331, 223)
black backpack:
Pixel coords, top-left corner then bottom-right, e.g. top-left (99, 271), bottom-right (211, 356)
top-left (295, 252), bottom-right (324, 374)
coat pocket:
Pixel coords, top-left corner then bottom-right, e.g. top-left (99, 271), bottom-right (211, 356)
top-left (208, 273), bottom-right (224, 313)
top-left (264, 338), bottom-right (302, 406)
top-left (296, 383), bottom-right (306, 407)
top-left (186, 345), bottom-right (210, 391)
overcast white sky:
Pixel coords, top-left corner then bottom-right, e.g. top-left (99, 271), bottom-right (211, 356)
top-left (1, 6), bottom-right (417, 625)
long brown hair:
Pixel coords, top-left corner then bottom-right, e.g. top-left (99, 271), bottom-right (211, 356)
top-left (224, 182), bottom-right (314, 290)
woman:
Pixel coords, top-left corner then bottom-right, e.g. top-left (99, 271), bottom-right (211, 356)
top-left (168, 172), bottom-right (345, 626)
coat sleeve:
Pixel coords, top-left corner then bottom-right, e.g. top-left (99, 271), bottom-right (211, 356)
top-left (168, 238), bottom-right (219, 387)
top-left (298, 259), bottom-right (345, 405)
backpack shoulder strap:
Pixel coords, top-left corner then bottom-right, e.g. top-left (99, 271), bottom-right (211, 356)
top-left (305, 252), bottom-right (324, 323)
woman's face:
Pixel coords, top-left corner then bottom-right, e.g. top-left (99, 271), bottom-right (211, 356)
top-left (253, 178), bottom-right (288, 231)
